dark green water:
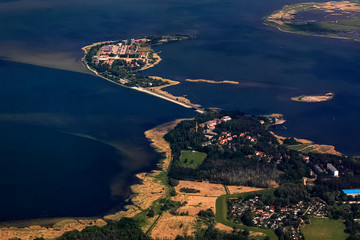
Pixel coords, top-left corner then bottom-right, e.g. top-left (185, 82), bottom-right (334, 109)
top-left (0, 0), bottom-right (360, 221)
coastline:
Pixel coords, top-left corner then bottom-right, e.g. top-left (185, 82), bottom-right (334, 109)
top-left (264, 1), bottom-right (360, 42)
top-left (271, 132), bottom-right (342, 156)
top-left (0, 118), bottom-right (190, 240)
top-left (0, 38), bottom-right (345, 239)
top-left (291, 92), bottom-right (334, 103)
top-left (0, 116), bottom-right (342, 239)
top-left (104, 118), bottom-right (192, 222)
top-left (81, 42), bottom-right (202, 112)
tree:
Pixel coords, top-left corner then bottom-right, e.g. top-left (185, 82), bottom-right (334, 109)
top-left (147, 209), bottom-right (155, 218)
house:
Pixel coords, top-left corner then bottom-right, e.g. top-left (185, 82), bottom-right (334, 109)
top-left (343, 189), bottom-right (360, 196)
top-left (221, 116), bottom-right (232, 122)
top-left (259, 120), bottom-right (265, 124)
top-left (313, 164), bottom-right (324, 174)
top-left (327, 163), bottom-right (339, 177)
top-left (98, 55), bottom-right (109, 60)
top-left (303, 155), bottom-right (310, 163)
top-left (205, 134), bottom-right (213, 140)
top-left (135, 38), bottom-right (149, 42)
top-left (101, 45), bottom-right (112, 53)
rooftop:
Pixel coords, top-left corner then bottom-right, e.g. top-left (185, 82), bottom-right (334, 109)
top-left (343, 189), bottom-right (360, 194)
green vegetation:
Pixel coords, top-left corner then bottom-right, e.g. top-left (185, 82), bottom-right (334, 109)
top-left (83, 35), bottom-right (192, 88)
top-left (179, 150), bottom-right (207, 169)
top-left (286, 143), bottom-right (315, 153)
top-left (302, 218), bottom-right (349, 240)
top-left (265, 1), bottom-right (360, 41)
top-left (282, 137), bottom-right (300, 145)
top-left (56, 218), bottom-right (151, 240)
top-left (55, 110), bottom-right (360, 240)
top-left (215, 190), bottom-right (277, 240)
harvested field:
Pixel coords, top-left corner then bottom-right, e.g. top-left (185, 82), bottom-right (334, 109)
top-left (150, 212), bottom-right (196, 240)
top-left (0, 219), bottom-right (106, 240)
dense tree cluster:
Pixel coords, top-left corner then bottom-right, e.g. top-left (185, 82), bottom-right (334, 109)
top-left (165, 110), bottom-right (308, 187)
top-left (56, 218), bottom-right (151, 240)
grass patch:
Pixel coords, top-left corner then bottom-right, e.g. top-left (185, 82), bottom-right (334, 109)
top-left (302, 217), bottom-right (349, 240)
top-left (179, 150), bottom-right (207, 169)
top-left (215, 190), bottom-right (277, 240)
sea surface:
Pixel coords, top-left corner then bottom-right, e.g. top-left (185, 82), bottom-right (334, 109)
top-left (0, 0), bottom-right (360, 221)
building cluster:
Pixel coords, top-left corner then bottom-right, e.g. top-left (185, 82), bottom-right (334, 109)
top-left (304, 155), bottom-right (341, 178)
top-left (92, 38), bottom-right (152, 68)
top-left (229, 196), bottom-right (327, 240)
top-left (200, 116), bottom-right (260, 146)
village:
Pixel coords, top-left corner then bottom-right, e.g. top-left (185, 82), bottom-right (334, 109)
top-left (199, 116), bottom-right (290, 164)
top-left (228, 195), bottom-right (328, 240)
top-left (91, 38), bottom-right (159, 70)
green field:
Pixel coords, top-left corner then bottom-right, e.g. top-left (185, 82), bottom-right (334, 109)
top-left (302, 218), bottom-right (349, 240)
top-left (286, 143), bottom-right (315, 153)
top-left (215, 190), bottom-right (277, 240)
top-left (179, 150), bottom-right (206, 169)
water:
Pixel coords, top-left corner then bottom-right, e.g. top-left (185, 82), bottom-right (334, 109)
top-left (0, 0), bottom-right (360, 221)
top-left (0, 59), bottom-right (195, 221)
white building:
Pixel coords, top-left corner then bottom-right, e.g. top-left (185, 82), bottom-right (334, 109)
top-left (327, 163), bottom-right (339, 177)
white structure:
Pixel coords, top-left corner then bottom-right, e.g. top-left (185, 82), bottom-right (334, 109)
top-left (221, 116), bottom-right (232, 122)
top-left (327, 163), bottom-right (339, 177)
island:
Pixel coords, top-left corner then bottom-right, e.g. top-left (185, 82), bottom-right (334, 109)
top-left (82, 35), bottom-right (202, 111)
top-left (291, 92), bottom-right (334, 102)
top-left (1, 37), bottom-right (358, 240)
top-left (264, 1), bottom-right (360, 41)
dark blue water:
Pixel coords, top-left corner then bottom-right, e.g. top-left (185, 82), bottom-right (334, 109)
top-left (0, 59), bottom-right (195, 221)
top-left (1, 0), bottom-right (360, 221)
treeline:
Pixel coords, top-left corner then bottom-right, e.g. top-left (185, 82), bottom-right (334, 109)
top-left (175, 226), bottom-right (254, 240)
top-left (56, 218), bottom-right (150, 240)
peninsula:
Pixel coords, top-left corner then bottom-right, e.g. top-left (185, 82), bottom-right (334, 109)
top-left (265, 1), bottom-right (360, 41)
top-left (2, 110), bottom-right (358, 240)
top-left (291, 92), bottom-right (334, 102)
top-left (82, 35), bottom-right (202, 111)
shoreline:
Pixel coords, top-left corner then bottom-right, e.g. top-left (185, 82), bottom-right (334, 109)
top-left (0, 118), bottom-right (189, 239)
top-left (0, 37), bottom-right (345, 239)
top-left (264, 1), bottom-right (360, 42)
top-left (291, 92), bottom-right (334, 103)
top-left (271, 131), bottom-right (341, 156)
top-left (81, 41), bottom-right (203, 112)
top-left (0, 116), bottom-right (343, 239)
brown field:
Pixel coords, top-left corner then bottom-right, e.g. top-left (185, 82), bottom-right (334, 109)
top-left (174, 181), bottom-right (263, 216)
top-left (151, 180), bottom-right (263, 239)
top-left (227, 185), bottom-right (264, 194)
top-left (151, 212), bottom-right (196, 240)
top-left (0, 219), bottom-right (106, 240)
top-left (175, 181), bottom-right (226, 197)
